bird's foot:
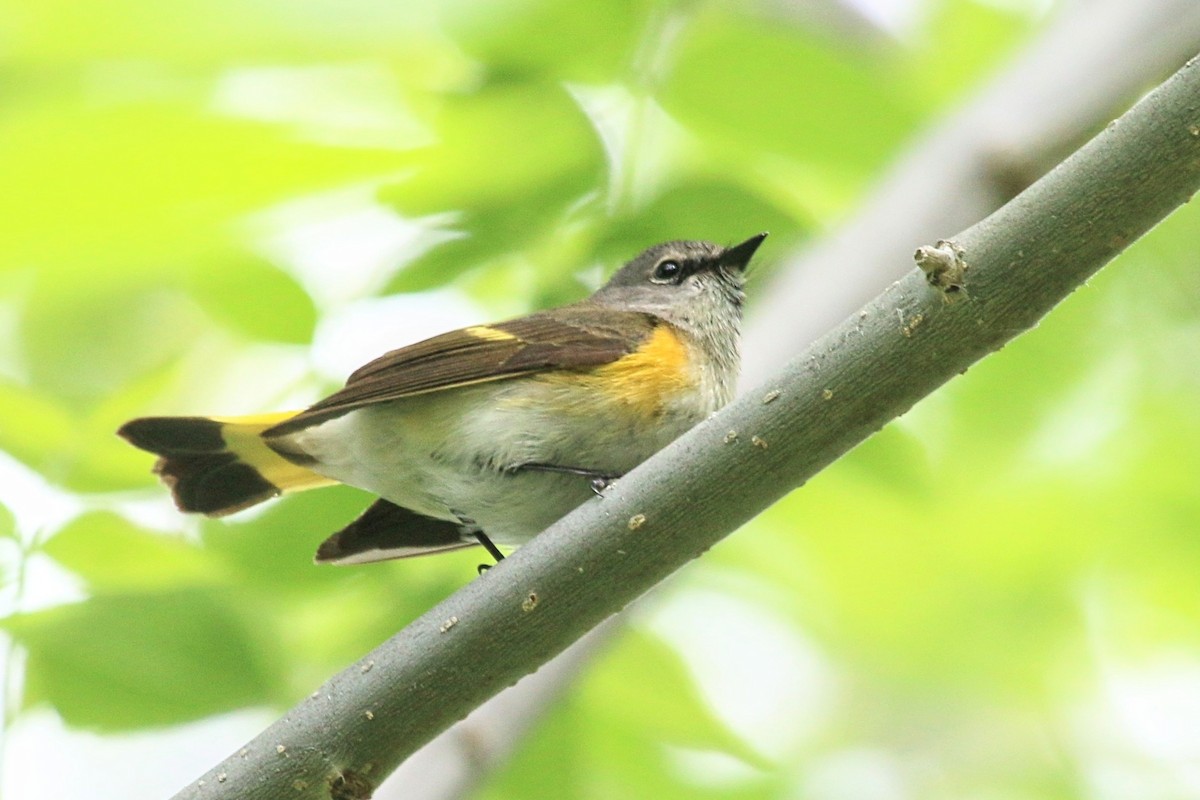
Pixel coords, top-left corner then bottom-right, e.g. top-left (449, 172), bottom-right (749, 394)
top-left (510, 462), bottom-right (623, 496)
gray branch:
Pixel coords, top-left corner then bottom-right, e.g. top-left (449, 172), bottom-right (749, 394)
top-left (173, 53), bottom-right (1200, 800)
top-left (375, 621), bottom-right (617, 799)
top-left (742, 0), bottom-right (1200, 383)
top-left (386, 5), bottom-right (1200, 795)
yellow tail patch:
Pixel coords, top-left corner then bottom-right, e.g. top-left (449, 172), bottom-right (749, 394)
top-left (213, 413), bottom-right (337, 493)
top-left (119, 411), bottom-right (337, 516)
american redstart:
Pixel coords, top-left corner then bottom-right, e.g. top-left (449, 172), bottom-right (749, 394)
top-left (119, 234), bottom-right (766, 565)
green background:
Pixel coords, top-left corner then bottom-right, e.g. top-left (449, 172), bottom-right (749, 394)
top-left (2, 0), bottom-right (1198, 797)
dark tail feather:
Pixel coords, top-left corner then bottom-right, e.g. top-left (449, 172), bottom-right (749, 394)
top-left (118, 415), bottom-right (326, 517)
top-left (316, 499), bottom-right (477, 565)
top-left (153, 452), bottom-right (279, 516)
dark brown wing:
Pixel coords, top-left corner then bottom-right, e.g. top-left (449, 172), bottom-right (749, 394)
top-left (267, 306), bottom-right (656, 435)
top-left (314, 499), bottom-right (477, 564)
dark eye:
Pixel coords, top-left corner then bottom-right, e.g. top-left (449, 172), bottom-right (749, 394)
top-left (653, 260), bottom-right (682, 282)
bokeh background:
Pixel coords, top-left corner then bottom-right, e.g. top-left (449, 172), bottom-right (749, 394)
top-left (2, 0), bottom-right (1200, 797)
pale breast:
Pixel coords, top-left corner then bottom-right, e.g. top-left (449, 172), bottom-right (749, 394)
top-left (283, 323), bottom-right (737, 544)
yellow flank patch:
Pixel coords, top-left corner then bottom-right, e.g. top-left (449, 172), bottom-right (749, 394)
top-left (589, 325), bottom-right (695, 413)
top-left (213, 412), bottom-right (338, 492)
top-left (466, 325), bottom-right (517, 342)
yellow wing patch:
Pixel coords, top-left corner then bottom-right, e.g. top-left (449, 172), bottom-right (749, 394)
top-left (465, 325), bottom-right (517, 342)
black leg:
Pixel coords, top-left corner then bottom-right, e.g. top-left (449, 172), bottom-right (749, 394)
top-left (475, 531), bottom-right (505, 566)
top-left (511, 462), bottom-right (623, 496)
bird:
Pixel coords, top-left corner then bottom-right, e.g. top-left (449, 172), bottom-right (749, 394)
top-left (118, 234), bottom-right (766, 565)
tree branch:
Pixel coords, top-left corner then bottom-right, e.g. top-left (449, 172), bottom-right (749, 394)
top-left (385, 6), bottom-right (1200, 795)
top-left (173, 54), bottom-right (1200, 800)
top-left (742, 0), bottom-right (1200, 383)
top-left (374, 622), bottom-right (617, 799)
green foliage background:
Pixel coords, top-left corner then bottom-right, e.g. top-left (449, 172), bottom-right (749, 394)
top-left (2, 0), bottom-right (1199, 797)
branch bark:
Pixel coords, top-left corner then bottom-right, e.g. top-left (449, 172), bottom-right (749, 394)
top-left (374, 622), bottom-right (617, 799)
top-left (385, 5), bottom-right (1200, 795)
top-left (173, 53), bottom-right (1200, 800)
top-left (742, 0), bottom-right (1200, 383)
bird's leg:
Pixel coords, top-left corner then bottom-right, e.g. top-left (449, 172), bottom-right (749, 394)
top-left (474, 530), bottom-right (505, 567)
top-left (509, 462), bottom-right (624, 496)
top-left (451, 510), bottom-right (503, 574)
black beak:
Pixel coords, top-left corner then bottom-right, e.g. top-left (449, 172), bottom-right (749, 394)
top-left (720, 232), bottom-right (768, 271)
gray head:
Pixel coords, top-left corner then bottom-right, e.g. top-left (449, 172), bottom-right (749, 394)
top-left (590, 234), bottom-right (767, 328)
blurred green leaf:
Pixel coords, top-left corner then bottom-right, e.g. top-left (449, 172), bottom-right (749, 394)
top-left (926, 261), bottom-right (1125, 472)
top-left (5, 589), bottom-right (278, 730)
top-left (905, 0), bottom-right (1033, 107)
top-left (20, 279), bottom-right (205, 410)
top-left (199, 487), bottom-right (481, 692)
top-left (0, 373), bottom-right (179, 492)
top-left (744, 428), bottom-right (1166, 696)
top-left (182, 252), bottom-right (317, 345)
top-left (201, 485), bottom-right (375, 593)
top-left (2, 0), bottom-right (1198, 795)
top-left (834, 424), bottom-right (936, 498)
top-left (0, 502), bottom-right (15, 540)
top-left (3, 0), bottom-right (448, 70)
top-left (380, 82), bottom-right (603, 216)
top-left (44, 512), bottom-right (221, 592)
top-left (583, 629), bottom-right (765, 766)
top-left (385, 234), bottom-right (497, 294)
top-left (63, 368), bottom-right (189, 492)
top-left (0, 101), bottom-right (405, 276)
top-left (13, 259), bottom-right (312, 490)
top-left (474, 699), bottom-right (585, 800)
top-left (1110, 200), bottom-right (1200, 323)
top-left (386, 196), bottom-right (583, 295)
top-left (484, 665), bottom-right (777, 800)
top-left (380, 81), bottom-right (605, 297)
top-left (595, 178), bottom-right (806, 265)
top-left (0, 380), bottom-right (79, 476)
top-left (660, 11), bottom-right (916, 174)
top-left (201, 482), bottom-right (477, 608)
top-left (439, 0), bottom-right (647, 81)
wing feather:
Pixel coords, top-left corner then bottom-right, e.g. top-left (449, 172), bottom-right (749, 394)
top-left (266, 306), bottom-right (656, 436)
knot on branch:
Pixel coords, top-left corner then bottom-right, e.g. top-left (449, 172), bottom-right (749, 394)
top-left (329, 769), bottom-right (374, 800)
top-left (914, 239), bottom-right (970, 302)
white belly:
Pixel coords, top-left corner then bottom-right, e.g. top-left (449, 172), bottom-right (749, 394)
top-left (284, 374), bottom-right (725, 545)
